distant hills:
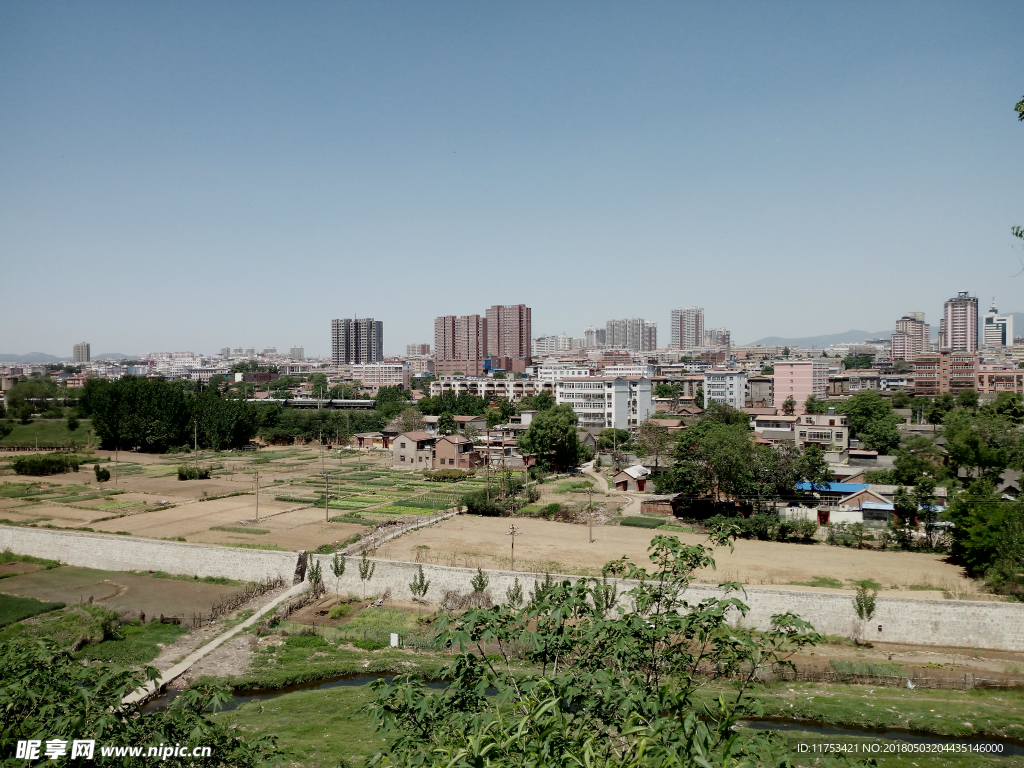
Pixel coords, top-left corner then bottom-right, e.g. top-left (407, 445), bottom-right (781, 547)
top-left (0, 352), bottom-right (62, 363)
top-left (746, 330), bottom-right (890, 347)
top-left (0, 352), bottom-right (134, 364)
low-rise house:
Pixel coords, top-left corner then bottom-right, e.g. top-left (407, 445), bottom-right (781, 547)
top-left (453, 415), bottom-right (487, 432)
top-left (793, 413), bottom-right (849, 451)
top-left (434, 434), bottom-right (485, 469)
top-left (612, 464), bottom-right (650, 492)
top-left (392, 431), bottom-right (436, 469)
top-left (354, 432), bottom-right (389, 450)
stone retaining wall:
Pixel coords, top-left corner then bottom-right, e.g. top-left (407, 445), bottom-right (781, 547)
top-left (0, 526), bottom-right (299, 584)
top-left (310, 555), bottom-right (1024, 652)
top-left (2, 526), bottom-right (1022, 651)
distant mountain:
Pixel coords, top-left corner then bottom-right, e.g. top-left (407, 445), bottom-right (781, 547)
top-left (94, 353), bottom-right (133, 360)
top-left (0, 352), bottom-right (62, 363)
top-left (746, 330), bottom-right (888, 347)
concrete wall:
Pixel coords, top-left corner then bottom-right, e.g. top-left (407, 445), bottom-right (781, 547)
top-left (2, 526), bottom-right (1022, 652)
top-left (0, 526), bottom-right (299, 584)
top-left (310, 554), bottom-right (1024, 652)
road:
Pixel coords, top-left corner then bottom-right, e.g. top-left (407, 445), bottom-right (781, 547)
top-left (581, 460), bottom-right (643, 516)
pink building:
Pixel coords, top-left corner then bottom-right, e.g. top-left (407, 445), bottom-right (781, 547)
top-left (772, 360), bottom-right (829, 414)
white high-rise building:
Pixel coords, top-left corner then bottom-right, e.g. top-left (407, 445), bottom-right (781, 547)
top-left (554, 376), bottom-right (653, 430)
top-left (583, 326), bottom-right (606, 348)
top-left (289, 346), bottom-right (304, 360)
top-left (604, 318), bottom-right (656, 352)
top-left (983, 302), bottom-right (1013, 347)
top-left (703, 369), bottom-right (746, 409)
top-left (670, 307), bottom-right (704, 349)
top-left (938, 292), bottom-right (978, 352)
top-left (73, 342), bottom-right (91, 364)
top-left (891, 313), bottom-right (930, 360)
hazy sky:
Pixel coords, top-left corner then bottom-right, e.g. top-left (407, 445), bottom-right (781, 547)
top-left (2, 2), bottom-right (1022, 357)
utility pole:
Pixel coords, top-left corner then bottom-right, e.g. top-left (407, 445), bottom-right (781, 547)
top-left (486, 430), bottom-right (491, 504)
top-left (255, 468), bottom-right (260, 522)
top-left (506, 523), bottom-right (521, 572)
top-left (589, 485), bottom-right (594, 543)
top-left (325, 469), bottom-right (330, 522)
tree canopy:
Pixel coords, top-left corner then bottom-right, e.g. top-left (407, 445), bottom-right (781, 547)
top-left (836, 391), bottom-right (901, 454)
top-left (516, 403), bottom-right (587, 470)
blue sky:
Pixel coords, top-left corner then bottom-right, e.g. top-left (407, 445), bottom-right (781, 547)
top-left (2, 2), bottom-right (1022, 357)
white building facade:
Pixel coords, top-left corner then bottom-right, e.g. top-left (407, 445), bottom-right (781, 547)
top-left (702, 369), bottom-right (746, 409)
top-left (555, 377), bottom-right (654, 430)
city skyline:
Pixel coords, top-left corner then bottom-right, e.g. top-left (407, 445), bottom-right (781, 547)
top-left (2, 3), bottom-right (1022, 356)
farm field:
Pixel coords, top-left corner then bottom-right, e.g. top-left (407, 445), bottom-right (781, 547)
top-left (0, 565), bottom-right (242, 618)
top-left (0, 447), bottom-right (466, 552)
top-left (375, 514), bottom-right (977, 594)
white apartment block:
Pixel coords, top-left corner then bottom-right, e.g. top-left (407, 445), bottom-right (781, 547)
top-left (555, 377), bottom-right (653, 430)
top-left (983, 302), bottom-right (1013, 348)
top-left (670, 307), bottom-right (704, 349)
top-left (603, 364), bottom-right (656, 378)
top-left (351, 362), bottom-right (411, 389)
top-left (429, 377), bottom-right (551, 402)
top-left (537, 364), bottom-right (595, 382)
top-left (702, 369), bottom-right (746, 409)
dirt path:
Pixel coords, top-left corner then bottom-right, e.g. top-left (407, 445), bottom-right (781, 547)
top-left (581, 461), bottom-right (641, 516)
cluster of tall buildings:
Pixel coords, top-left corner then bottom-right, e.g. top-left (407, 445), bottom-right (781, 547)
top-left (889, 292), bottom-right (1014, 360)
top-left (331, 318), bottom-right (384, 365)
top-left (432, 304), bottom-right (532, 377)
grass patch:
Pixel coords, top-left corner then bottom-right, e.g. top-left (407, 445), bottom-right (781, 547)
top-left (907, 584), bottom-right (943, 591)
top-left (0, 549), bottom-right (61, 570)
top-left (210, 526), bottom-right (270, 535)
top-left (620, 517), bottom-right (665, 529)
top-left (829, 659), bottom-right (905, 677)
top-left (789, 576), bottom-right (843, 589)
top-left (657, 524), bottom-right (693, 532)
top-left (225, 543), bottom-right (288, 551)
top-left (147, 571), bottom-right (243, 586)
top-left (328, 604), bottom-right (354, 619)
top-left (850, 578), bottom-right (882, 590)
top-left (75, 620), bottom-right (188, 664)
top-left (0, 419), bottom-right (94, 448)
top-left (0, 594), bottom-right (66, 627)
top-left (553, 480), bottom-right (593, 494)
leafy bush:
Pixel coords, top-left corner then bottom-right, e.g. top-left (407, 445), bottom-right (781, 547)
top-left (460, 488), bottom-right (507, 516)
top-left (327, 604), bottom-right (353, 620)
top-left (830, 659), bottom-right (904, 677)
top-left (706, 513), bottom-right (818, 543)
top-left (284, 634), bottom-right (330, 649)
top-left (423, 468), bottom-right (475, 482)
top-left (93, 464), bottom-right (110, 482)
top-left (12, 454), bottom-right (81, 476)
top-left (177, 465), bottom-right (211, 480)
top-left (620, 517), bottom-right (666, 529)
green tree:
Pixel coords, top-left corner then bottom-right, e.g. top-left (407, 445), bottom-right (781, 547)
top-left (837, 391), bottom-right (901, 454)
top-left (395, 406), bottom-right (425, 434)
top-left (782, 346), bottom-right (790, 356)
top-left (694, 386), bottom-right (704, 409)
top-left (0, 638), bottom-right (279, 766)
top-left (635, 419), bottom-right (674, 471)
top-left (892, 434), bottom-right (943, 484)
top-left (780, 395), bottom-right (796, 416)
top-left (597, 428), bottom-right (631, 451)
top-left (492, 371), bottom-right (506, 379)
top-left (367, 535), bottom-right (819, 768)
top-left (761, 365), bottom-right (774, 375)
top-left (331, 553), bottom-right (346, 596)
top-left (436, 412), bottom-right (457, 436)
top-left (956, 388), bottom-right (979, 410)
top-left (375, 385), bottom-right (410, 420)
top-left (803, 394), bottom-right (828, 414)
top-left (516, 403), bottom-right (586, 470)
top-left (410, 565), bottom-right (430, 599)
top-left (891, 389), bottom-right (912, 409)
top-left (843, 354), bottom-right (874, 369)
top-left (310, 372), bottom-right (329, 396)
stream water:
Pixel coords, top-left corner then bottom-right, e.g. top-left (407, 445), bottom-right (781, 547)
top-left (144, 674), bottom-right (1024, 757)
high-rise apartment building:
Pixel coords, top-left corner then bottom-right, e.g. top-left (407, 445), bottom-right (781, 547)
top-left (331, 318), bottom-right (383, 365)
top-left (289, 346), bottom-right (304, 360)
top-left (406, 343), bottom-right (431, 357)
top-left (605, 318), bottom-right (656, 352)
top-left (983, 302), bottom-right (1013, 347)
top-left (703, 327), bottom-right (731, 349)
top-left (670, 307), bottom-right (704, 349)
top-left (486, 304), bottom-right (531, 372)
top-left (891, 313), bottom-right (930, 361)
top-left (73, 342), bottom-right (91, 364)
top-left (583, 326), bottom-right (606, 348)
top-left (434, 315), bottom-right (487, 376)
top-left (772, 360), bottom-right (829, 415)
top-left (937, 292), bottom-right (978, 352)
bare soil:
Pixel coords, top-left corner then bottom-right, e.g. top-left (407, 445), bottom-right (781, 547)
top-left (375, 515), bottom-right (977, 595)
top-left (0, 566), bottom-right (242, 618)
